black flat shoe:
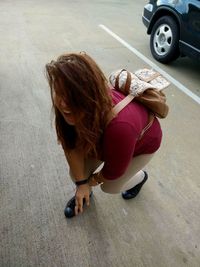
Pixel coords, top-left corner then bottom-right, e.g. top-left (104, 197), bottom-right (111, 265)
top-left (64, 192), bottom-right (93, 218)
top-left (121, 171), bottom-right (148, 200)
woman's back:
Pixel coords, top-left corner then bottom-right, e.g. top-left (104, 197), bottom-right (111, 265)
top-left (101, 89), bottom-right (162, 180)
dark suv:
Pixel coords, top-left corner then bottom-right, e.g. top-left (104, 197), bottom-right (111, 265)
top-left (142, 0), bottom-right (200, 63)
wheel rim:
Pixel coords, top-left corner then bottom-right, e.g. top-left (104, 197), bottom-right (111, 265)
top-left (153, 24), bottom-right (173, 56)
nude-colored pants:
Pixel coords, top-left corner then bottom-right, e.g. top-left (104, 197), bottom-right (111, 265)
top-left (69, 153), bottom-right (155, 194)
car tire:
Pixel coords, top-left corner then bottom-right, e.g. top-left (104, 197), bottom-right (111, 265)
top-left (150, 16), bottom-right (180, 63)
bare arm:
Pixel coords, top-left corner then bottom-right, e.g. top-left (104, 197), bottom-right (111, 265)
top-left (63, 147), bottom-right (91, 215)
top-left (64, 148), bottom-right (85, 181)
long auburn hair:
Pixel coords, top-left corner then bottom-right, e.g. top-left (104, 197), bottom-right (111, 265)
top-left (45, 52), bottom-right (113, 157)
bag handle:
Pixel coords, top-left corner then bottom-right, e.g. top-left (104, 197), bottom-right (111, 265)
top-left (113, 69), bottom-right (133, 114)
top-left (115, 69), bottom-right (132, 95)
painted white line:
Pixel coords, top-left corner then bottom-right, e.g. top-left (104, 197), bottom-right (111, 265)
top-left (99, 24), bottom-right (200, 105)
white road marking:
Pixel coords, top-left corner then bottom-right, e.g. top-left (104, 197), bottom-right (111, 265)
top-left (99, 24), bottom-right (200, 105)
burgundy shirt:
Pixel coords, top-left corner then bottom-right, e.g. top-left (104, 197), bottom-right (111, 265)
top-left (101, 90), bottom-right (162, 180)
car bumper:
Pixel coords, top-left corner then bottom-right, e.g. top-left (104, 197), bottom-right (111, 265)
top-left (142, 3), bottom-right (154, 31)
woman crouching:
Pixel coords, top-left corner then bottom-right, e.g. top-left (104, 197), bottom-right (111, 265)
top-left (45, 52), bottom-right (162, 218)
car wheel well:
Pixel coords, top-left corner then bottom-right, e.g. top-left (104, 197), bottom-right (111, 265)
top-left (148, 10), bottom-right (180, 36)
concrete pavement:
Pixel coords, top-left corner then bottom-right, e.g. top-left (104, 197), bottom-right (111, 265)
top-left (0, 1), bottom-right (200, 267)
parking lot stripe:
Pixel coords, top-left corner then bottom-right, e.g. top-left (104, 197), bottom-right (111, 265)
top-left (99, 24), bottom-right (200, 105)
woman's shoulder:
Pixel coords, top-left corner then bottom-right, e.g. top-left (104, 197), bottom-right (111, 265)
top-left (111, 89), bottom-right (148, 112)
top-left (111, 89), bottom-right (148, 120)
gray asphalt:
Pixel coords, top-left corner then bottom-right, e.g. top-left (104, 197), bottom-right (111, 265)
top-left (1, 1), bottom-right (200, 267)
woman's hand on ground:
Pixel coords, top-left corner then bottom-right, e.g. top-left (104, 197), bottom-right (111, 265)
top-left (75, 184), bottom-right (91, 216)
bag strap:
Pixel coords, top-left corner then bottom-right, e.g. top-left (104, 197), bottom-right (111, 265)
top-left (112, 94), bottom-right (134, 114)
top-left (138, 113), bottom-right (155, 140)
top-left (111, 94), bottom-right (155, 139)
